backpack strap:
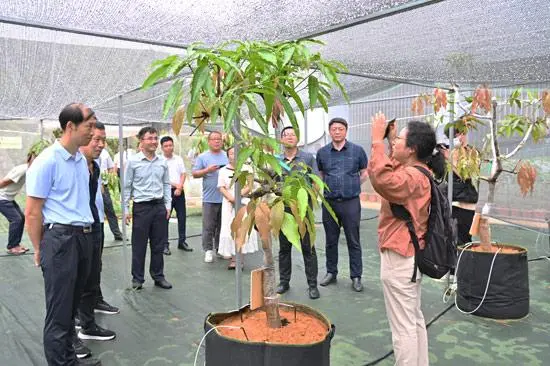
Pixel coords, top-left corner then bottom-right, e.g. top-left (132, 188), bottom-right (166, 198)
top-left (389, 203), bottom-right (420, 282)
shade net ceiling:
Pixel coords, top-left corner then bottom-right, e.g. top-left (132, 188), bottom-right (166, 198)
top-left (1, 0), bottom-right (549, 124)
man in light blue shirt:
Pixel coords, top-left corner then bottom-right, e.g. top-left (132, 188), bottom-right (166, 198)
top-left (125, 126), bottom-right (172, 290)
top-left (192, 131), bottom-right (228, 263)
top-left (25, 103), bottom-right (101, 366)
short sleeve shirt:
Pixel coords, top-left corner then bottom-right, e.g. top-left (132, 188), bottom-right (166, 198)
top-left (192, 151), bottom-right (228, 203)
top-left (164, 154), bottom-right (186, 186)
top-left (316, 140), bottom-right (369, 200)
top-left (0, 164), bottom-right (27, 201)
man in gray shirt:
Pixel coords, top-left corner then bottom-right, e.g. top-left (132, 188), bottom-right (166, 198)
top-left (125, 127), bottom-right (172, 290)
top-left (192, 131), bottom-right (228, 263)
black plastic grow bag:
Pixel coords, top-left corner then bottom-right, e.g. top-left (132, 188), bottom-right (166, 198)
top-left (204, 303), bottom-right (335, 366)
top-left (456, 243), bottom-right (529, 319)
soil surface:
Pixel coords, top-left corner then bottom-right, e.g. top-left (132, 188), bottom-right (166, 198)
top-left (217, 308), bottom-right (329, 344)
top-left (467, 244), bottom-right (525, 254)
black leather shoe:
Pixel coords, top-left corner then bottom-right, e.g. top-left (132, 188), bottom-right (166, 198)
top-left (308, 287), bottom-right (320, 299)
top-left (154, 279), bottom-right (173, 289)
top-left (114, 236), bottom-right (123, 241)
top-left (320, 273), bottom-right (337, 287)
top-left (177, 242), bottom-right (193, 252)
top-left (276, 283), bottom-right (290, 294)
top-left (352, 277), bottom-right (363, 292)
top-left (163, 248), bottom-right (171, 255)
top-left (131, 281), bottom-right (143, 290)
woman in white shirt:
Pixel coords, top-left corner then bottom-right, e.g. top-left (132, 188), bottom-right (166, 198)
top-left (217, 147), bottom-right (258, 269)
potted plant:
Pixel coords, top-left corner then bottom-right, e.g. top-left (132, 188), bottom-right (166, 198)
top-left (143, 39), bottom-right (347, 365)
top-left (443, 86), bottom-right (549, 319)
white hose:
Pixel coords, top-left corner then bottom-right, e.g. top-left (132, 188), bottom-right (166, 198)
top-left (193, 325), bottom-right (245, 366)
top-left (452, 243), bottom-right (502, 315)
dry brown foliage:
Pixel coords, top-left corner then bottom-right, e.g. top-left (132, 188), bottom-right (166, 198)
top-left (471, 85), bottom-right (492, 114)
top-left (542, 90), bottom-right (550, 115)
top-left (433, 88), bottom-right (448, 113)
top-left (516, 161), bottom-right (537, 197)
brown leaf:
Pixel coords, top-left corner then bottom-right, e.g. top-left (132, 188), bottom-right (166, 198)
top-left (231, 206), bottom-right (247, 240)
top-left (542, 90), bottom-right (550, 114)
top-left (433, 88), bottom-right (447, 113)
top-left (271, 98), bottom-right (284, 128)
top-left (270, 200), bottom-right (285, 236)
top-left (516, 161), bottom-right (537, 197)
top-left (411, 97), bottom-right (424, 116)
top-left (254, 202), bottom-right (272, 242)
top-left (172, 106), bottom-right (185, 136)
top-left (473, 85), bottom-right (492, 113)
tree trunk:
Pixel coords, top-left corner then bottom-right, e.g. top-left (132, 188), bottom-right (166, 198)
top-left (261, 235), bottom-right (281, 328)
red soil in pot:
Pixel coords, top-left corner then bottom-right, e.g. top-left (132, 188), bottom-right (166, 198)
top-left (467, 244), bottom-right (526, 254)
top-left (217, 308), bottom-right (329, 345)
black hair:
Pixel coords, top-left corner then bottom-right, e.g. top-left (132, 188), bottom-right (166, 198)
top-left (160, 136), bottom-right (173, 146)
top-left (137, 126), bottom-right (158, 140)
top-left (406, 121), bottom-right (446, 180)
top-left (226, 146), bottom-right (234, 154)
top-left (58, 103), bottom-right (94, 131)
top-left (328, 117), bottom-right (348, 129)
top-left (95, 121), bottom-right (105, 130)
top-left (280, 126), bottom-right (295, 137)
top-left (208, 130), bottom-right (222, 139)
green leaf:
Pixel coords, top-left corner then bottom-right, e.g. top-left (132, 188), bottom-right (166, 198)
top-left (235, 146), bottom-right (254, 172)
top-left (281, 46), bottom-right (295, 67)
top-left (264, 154), bottom-right (282, 176)
top-left (283, 84), bottom-right (305, 115)
top-left (190, 62), bottom-right (210, 104)
top-left (297, 187), bottom-right (308, 220)
top-left (257, 50), bottom-right (277, 66)
top-left (308, 76), bottom-right (319, 109)
top-left (142, 63), bottom-right (171, 90)
top-left (281, 212), bottom-right (301, 252)
top-left (321, 196), bottom-right (338, 224)
top-left (243, 94), bottom-right (268, 134)
top-left (210, 102), bottom-right (219, 124)
top-left (270, 200), bottom-right (285, 236)
top-left (317, 93), bottom-right (329, 113)
top-left (162, 79), bottom-right (183, 118)
top-left (223, 95), bottom-right (240, 131)
top-left (308, 173), bottom-right (324, 190)
top-left (264, 91), bottom-right (275, 124)
top-left (277, 91), bottom-right (299, 138)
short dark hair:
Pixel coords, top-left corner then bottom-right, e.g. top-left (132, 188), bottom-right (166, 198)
top-left (137, 126), bottom-right (158, 140)
top-left (95, 121), bottom-right (105, 130)
top-left (58, 103), bottom-right (95, 131)
top-left (280, 126), bottom-right (295, 137)
top-left (160, 136), bottom-right (173, 146)
top-left (208, 130), bottom-right (222, 139)
top-left (328, 117), bottom-right (348, 129)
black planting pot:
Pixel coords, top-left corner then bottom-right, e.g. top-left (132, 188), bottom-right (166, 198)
top-left (456, 242), bottom-right (529, 319)
top-left (203, 302), bottom-right (335, 366)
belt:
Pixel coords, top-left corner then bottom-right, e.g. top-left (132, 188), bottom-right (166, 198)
top-left (134, 198), bottom-right (164, 205)
top-left (45, 223), bottom-right (93, 233)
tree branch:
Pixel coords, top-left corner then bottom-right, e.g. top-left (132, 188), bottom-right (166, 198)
top-left (503, 121), bottom-right (535, 160)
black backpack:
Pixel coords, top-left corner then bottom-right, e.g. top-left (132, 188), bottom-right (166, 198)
top-left (390, 166), bottom-right (457, 282)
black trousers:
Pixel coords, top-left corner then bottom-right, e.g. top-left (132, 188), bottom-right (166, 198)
top-left (202, 202), bottom-right (222, 251)
top-left (96, 224), bottom-right (105, 302)
top-left (322, 197), bottom-right (363, 279)
top-left (41, 225), bottom-right (93, 366)
top-left (279, 230), bottom-right (318, 288)
top-left (77, 226), bottom-right (102, 330)
top-left (165, 188), bottom-right (187, 249)
top-left (131, 201), bottom-right (167, 283)
top-left (0, 200), bottom-right (25, 249)
top-left (452, 206), bottom-right (475, 245)
top-left (102, 187), bottom-right (122, 238)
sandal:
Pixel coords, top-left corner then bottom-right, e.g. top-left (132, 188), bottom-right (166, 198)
top-left (7, 247), bottom-right (25, 255)
top-left (20, 246), bottom-right (30, 252)
top-left (227, 261), bottom-right (236, 270)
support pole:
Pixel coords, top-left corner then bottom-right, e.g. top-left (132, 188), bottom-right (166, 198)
top-left (447, 89), bottom-right (456, 214)
top-left (233, 119), bottom-right (243, 309)
top-left (117, 95), bottom-right (130, 286)
top-left (304, 111), bottom-right (309, 152)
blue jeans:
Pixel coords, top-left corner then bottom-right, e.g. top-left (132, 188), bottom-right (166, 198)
top-left (0, 200), bottom-right (25, 249)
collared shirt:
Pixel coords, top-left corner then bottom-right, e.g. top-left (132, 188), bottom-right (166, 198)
top-left (26, 141), bottom-right (94, 226)
top-left (124, 152), bottom-right (171, 212)
top-left (88, 160), bottom-right (100, 224)
top-left (279, 149), bottom-right (320, 178)
top-left (367, 142), bottom-right (430, 257)
top-left (316, 140), bottom-right (368, 200)
top-left (192, 150), bottom-right (228, 203)
top-left (96, 176), bottom-right (104, 223)
top-left (163, 154), bottom-right (186, 186)
top-left (0, 163), bottom-right (27, 201)
top-left (98, 149), bottom-right (114, 173)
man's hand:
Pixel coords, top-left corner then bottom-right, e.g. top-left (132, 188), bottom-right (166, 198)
top-left (125, 214), bottom-right (132, 225)
top-left (206, 164), bottom-right (219, 173)
top-left (166, 209), bottom-right (171, 220)
top-left (371, 112), bottom-right (388, 142)
top-left (174, 187), bottom-right (182, 197)
top-left (33, 250), bottom-right (40, 267)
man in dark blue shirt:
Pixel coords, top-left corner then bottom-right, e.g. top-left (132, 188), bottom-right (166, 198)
top-left (316, 117), bottom-right (369, 292)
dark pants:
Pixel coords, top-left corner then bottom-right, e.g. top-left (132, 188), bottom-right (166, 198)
top-left (202, 202), bottom-right (222, 251)
top-left (0, 200), bottom-right (25, 249)
top-left (131, 201), bottom-right (167, 284)
top-left (41, 225), bottom-right (93, 366)
top-left (452, 206), bottom-right (475, 245)
top-left (279, 230), bottom-right (318, 288)
top-left (165, 188), bottom-right (187, 249)
top-left (102, 187), bottom-right (122, 238)
top-left (322, 197), bottom-right (362, 279)
top-left (96, 224), bottom-right (105, 302)
top-left (77, 226), bottom-right (102, 330)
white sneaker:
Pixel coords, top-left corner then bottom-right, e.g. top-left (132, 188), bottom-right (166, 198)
top-left (204, 250), bottom-right (214, 263)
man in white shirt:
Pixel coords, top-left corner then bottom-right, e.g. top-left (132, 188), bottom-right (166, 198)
top-left (99, 148), bottom-right (123, 241)
top-left (0, 153), bottom-right (36, 255)
top-left (160, 136), bottom-right (191, 255)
